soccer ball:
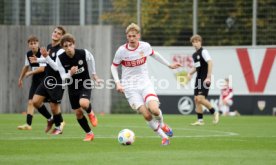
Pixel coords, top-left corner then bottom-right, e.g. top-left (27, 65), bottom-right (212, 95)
top-left (117, 129), bottom-right (135, 145)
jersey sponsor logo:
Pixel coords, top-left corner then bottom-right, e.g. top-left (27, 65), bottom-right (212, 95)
top-left (194, 61), bottom-right (201, 68)
top-left (75, 67), bottom-right (85, 74)
top-left (121, 56), bottom-right (147, 67)
top-left (197, 55), bottom-right (200, 59)
top-left (178, 96), bottom-right (194, 115)
top-left (78, 60), bottom-right (83, 65)
top-left (236, 48), bottom-right (276, 92)
top-left (139, 51), bottom-right (145, 57)
top-left (51, 52), bottom-right (56, 57)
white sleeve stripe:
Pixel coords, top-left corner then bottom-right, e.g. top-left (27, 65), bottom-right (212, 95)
top-left (202, 49), bottom-right (211, 62)
top-left (85, 49), bottom-right (96, 75)
top-left (24, 55), bottom-right (29, 66)
top-left (39, 62), bottom-right (47, 67)
top-left (57, 49), bottom-right (65, 56)
top-left (45, 56), bottom-right (59, 71)
top-left (111, 65), bottom-right (120, 83)
top-left (56, 57), bottom-right (71, 80)
top-left (151, 51), bottom-right (170, 66)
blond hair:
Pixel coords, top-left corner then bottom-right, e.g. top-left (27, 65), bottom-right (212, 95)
top-left (125, 23), bottom-right (140, 34)
top-left (190, 34), bottom-right (202, 43)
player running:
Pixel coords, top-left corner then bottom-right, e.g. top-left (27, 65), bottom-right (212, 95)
top-left (30, 26), bottom-right (66, 134)
top-left (111, 23), bottom-right (182, 145)
top-left (55, 34), bottom-right (99, 141)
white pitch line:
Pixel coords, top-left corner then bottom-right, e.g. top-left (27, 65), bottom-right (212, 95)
top-left (0, 125), bottom-right (239, 141)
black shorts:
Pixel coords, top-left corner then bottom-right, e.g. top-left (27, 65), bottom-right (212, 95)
top-left (194, 78), bottom-right (209, 97)
top-left (28, 80), bottom-right (41, 100)
top-left (68, 88), bottom-right (91, 109)
top-left (35, 82), bottom-right (64, 103)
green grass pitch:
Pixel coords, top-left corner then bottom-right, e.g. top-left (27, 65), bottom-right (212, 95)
top-left (0, 114), bottom-right (275, 165)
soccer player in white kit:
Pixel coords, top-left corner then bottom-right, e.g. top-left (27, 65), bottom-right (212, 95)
top-left (111, 23), bottom-right (182, 145)
top-left (219, 78), bottom-right (240, 116)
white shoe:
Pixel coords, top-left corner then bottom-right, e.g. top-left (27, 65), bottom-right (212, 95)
top-left (60, 121), bottom-right (65, 132)
top-left (191, 121), bottom-right (205, 126)
top-left (51, 121), bottom-right (65, 135)
top-left (213, 112), bottom-right (219, 124)
top-left (17, 124), bottom-right (32, 130)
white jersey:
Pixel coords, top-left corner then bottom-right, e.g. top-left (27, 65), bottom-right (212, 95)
top-left (112, 41), bottom-right (154, 88)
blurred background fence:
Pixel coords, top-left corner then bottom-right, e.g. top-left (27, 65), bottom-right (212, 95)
top-left (0, 26), bottom-right (112, 113)
top-left (1, 0), bottom-right (276, 46)
top-left (0, 0), bottom-right (275, 113)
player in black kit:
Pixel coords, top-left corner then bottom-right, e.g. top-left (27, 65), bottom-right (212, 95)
top-left (17, 36), bottom-right (46, 130)
top-left (56, 34), bottom-right (99, 141)
top-left (30, 26), bottom-right (66, 134)
top-left (187, 34), bottom-right (219, 126)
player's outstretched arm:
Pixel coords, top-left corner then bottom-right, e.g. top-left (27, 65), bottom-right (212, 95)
top-left (43, 48), bottom-right (64, 71)
top-left (25, 66), bottom-right (45, 78)
top-left (56, 57), bottom-right (71, 81)
top-left (151, 51), bottom-right (182, 69)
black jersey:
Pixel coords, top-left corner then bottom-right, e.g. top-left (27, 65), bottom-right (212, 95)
top-left (45, 44), bottom-right (63, 83)
top-left (58, 49), bottom-right (93, 91)
top-left (25, 48), bottom-right (45, 82)
top-left (192, 47), bottom-right (210, 80)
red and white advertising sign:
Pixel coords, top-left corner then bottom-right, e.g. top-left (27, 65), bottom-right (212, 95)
top-left (149, 46), bottom-right (276, 95)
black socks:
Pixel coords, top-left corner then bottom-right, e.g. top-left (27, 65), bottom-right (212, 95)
top-left (26, 114), bottom-right (33, 126)
top-left (77, 116), bottom-right (91, 133)
top-left (37, 105), bottom-right (51, 119)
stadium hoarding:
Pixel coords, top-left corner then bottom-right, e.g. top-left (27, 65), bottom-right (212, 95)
top-left (149, 46), bottom-right (276, 115)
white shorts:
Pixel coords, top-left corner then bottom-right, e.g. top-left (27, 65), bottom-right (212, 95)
top-left (219, 100), bottom-right (233, 114)
top-left (220, 105), bottom-right (230, 114)
top-left (124, 84), bottom-right (159, 110)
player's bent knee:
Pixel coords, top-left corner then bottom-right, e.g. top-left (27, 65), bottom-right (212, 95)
top-left (28, 100), bottom-right (33, 106)
top-left (80, 103), bottom-right (89, 109)
top-left (147, 100), bottom-right (159, 110)
top-left (32, 100), bottom-right (41, 109)
top-left (150, 108), bottom-right (160, 116)
top-left (50, 103), bottom-right (60, 114)
top-left (79, 99), bottom-right (89, 109)
top-left (143, 114), bottom-right (152, 121)
top-left (32, 95), bottom-right (44, 108)
top-left (194, 97), bottom-right (199, 104)
top-left (196, 97), bottom-right (204, 104)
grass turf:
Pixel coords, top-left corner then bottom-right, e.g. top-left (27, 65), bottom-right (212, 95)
top-left (0, 114), bottom-right (275, 165)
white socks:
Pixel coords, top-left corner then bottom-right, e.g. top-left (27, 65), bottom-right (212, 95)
top-left (153, 109), bottom-right (164, 128)
top-left (147, 119), bottom-right (167, 139)
top-left (198, 119), bottom-right (204, 122)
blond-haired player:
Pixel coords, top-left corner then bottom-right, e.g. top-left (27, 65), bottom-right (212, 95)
top-left (219, 78), bottom-right (240, 116)
top-left (111, 23), bottom-right (182, 145)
